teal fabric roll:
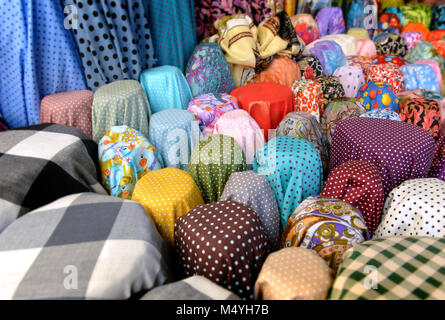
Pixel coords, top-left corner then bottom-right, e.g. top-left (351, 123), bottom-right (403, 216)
top-left (140, 65), bottom-right (193, 115)
top-left (253, 136), bottom-right (323, 229)
top-left (149, 109), bottom-right (201, 170)
top-left (92, 80), bottom-right (151, 143)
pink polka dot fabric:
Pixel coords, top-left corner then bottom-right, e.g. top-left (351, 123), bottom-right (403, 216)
top-left (330, 117), bottom-right (435, 197)
top-left (320, 160), bottom-right (385, 236)
top-left (40, 90), bottom-right (93, 137)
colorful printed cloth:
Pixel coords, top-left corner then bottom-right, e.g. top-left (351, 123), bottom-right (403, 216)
top-left (398, 96), bottom-right (441, 139)
top-left (0, 193), bottom-right (171, 299)
top-left (429, 30), bottom-right (445, 42)
top-left (315, 7), bottom-right (345, 37)
top-left (185, 43), bottom-right (235, 97)
top-left (320, 98), bottom-right (367, 147)
top-left (378, 13), bottom-right (402, 34)
top-left (356, 81), bottom-right (400, 111)
top-left (400, 2), bottom-right (432, 29)
top-left (140, 65), bottom-right (192, 115)
top-left (188, 134), bottom-right (247, 203)
top-left (431, 4), bottom-right (445, 31)
top-left (91, 80), bottom-right (151, 143)
top-left (333, 66), bottom-right (365, 98)
top-left (405, 41), bottom-right (445, 72)
top-left (321, 160), bottom-right (385, 236)
top-left (254, 55), bottom-right (301, 88)
top-left (374, 178), bottom-right (445, 238)
top-left (356, 40), bottom-right (377, 57)
top-left (329, 237), bottom-right (445, 300)
top-left (131, 167), bottom-right (204, 247)
top-left (429, 135), bottom-right (445, 181)
top-left (374, 32), bottom-right (408, 56)
top-left (363, 64), bottom-right (405, 94)
top-left (360, 109), bottom-right (401, 121)
top-left (275, 112), bottom-right (329, 176)
top-left (275, 11), bottom-right (306, 59)
top-left (346, 55), bottom-right (374, 69)
top-left (98, 126), bottom-right (161, 199)
top-left (380, 0), bottom-right (404, 12)
top-left (291, 14), bottom-right (320, 45)
top-left (382, 6), bottom-right (405, 26)
top-left (282, 196), bottom-right (369, 272)
top-left (304, 35), bottom-right (357, 57)
top-left (402, 22), bottom-right (430, 41)
top-left (187, 93), bottom-right (239, 136)
top-left (430, 40), bottom-right (445, 60)
top-left (175, 200), bottom-right (270, 299)
top-left (213, 109), bottom-right (265, 165)
top-left (220, 170), bottom-right (281, 250)
top-left (371, 54), bottom-right (407, 67)
top-left (415, 60), bottom-right (442, 92)
top-left (295, 55), bottom-right (324, 79)
top-left (347, 0), bottom-right (377, 38)
top-left (401, 64), bottom-right (441, 94)
top-left (316, 75), bottom-right (346, 109)
top-left (253, 136), bottom-right (323, 228)
top-left (401, 31), bottom-right (424, 51)
top-left (254, 247), bottom-right (333, 300)
top-left (291, 79), bottom-right (325, 121)
top-left (309, 41), bottom-right (347, 75)
top-left (149, 109), bottom-right (201, 170)
top-left (330, 117), bottom-right (435, 197)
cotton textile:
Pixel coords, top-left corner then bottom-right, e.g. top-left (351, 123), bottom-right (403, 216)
top-left (220, 171), bottom-right (281, 250)
top-left (316, 75), bottom-right (346, 109)
top-left (98, 126), bottom-right (161, 199)
top-left (92, 80), bottom-right (151, 143)
top-left (355, 40), bottom-right (377, 57)
top-left (40, 90), bottom-right (93, 138)
top-left (282, 196), bottom-right (369, 272)
top-left (291, 14), bottom-right (320, 45)
top-left (429, 134), bottom-right (445, 181)
top-left (398, 97), bottom-right (441, 139)
top-left (363, 64), bottom-right (405, 94)
top-left (0, 1), bottom-right (86, 128)
top-left (0, 124), bottom-right (105, 232)
top-left (175, 200), bottom-right (270, 299)
top-left (253, 136), bottom-right (323, 229)
top-left (374, 32), bottom-right (408, 56)
top-left (254, 247), bottom-right (333, 300)
top-left (140, 66), bottom-right (193, 115)
top-left (329, 237), bottom-right (445, 300)
top-left (401, 31), bottom-right (424, 51)
top-left (333, 66), bottom-right (365, 98)
top-left (131, 168), bottom-right (204, 247)
top-left (400, 64), bottom-right (441, 94)
top-left (254, 56), bottom-right (301, 88)
top-left (330, 117), bottom-right (436, 197)
top-left (62, 0), bottom-right (156, 91)
top-left (291, 80), bottom-right (324, 121)
top-left (149, 109), bottom-right (200, 170)
top-left (315, 7), bottom-right (345, 37)
top-left (0, 193), bottom-right (172, 299)
top-left (361, 109), bottom-right (401, 121)
top-left (309, 41), bottom-right (347, 75)
top-left (321, 160), bottom-right (385, 236)
top-left (188, 134), bottom-right (247, 203)
top-left (185, 43), bottom-right (235, 97)
top-left (356, 81), bottom-right (400, 111)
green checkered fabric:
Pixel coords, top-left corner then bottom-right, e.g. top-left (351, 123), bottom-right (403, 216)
top-left (329, 237), bottom-right (445, 300)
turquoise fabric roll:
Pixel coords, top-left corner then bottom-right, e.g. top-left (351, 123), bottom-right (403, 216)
top-left (140, 65), bottom-right (193, 115)
top-left (149, 109), bottom-right (201, 170)
top-left (252, 136), bottom-right (323, 229)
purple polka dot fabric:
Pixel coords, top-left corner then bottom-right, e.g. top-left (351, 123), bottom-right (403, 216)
top-left (330, 117), bottom-right (435, 197)
top-left (429, 134), bottom-right (445, 182)
top-left (252, 136), bottom-right (323, 229)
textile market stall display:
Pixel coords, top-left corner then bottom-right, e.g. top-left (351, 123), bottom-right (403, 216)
top-left (2, 0), bottom-right (445, 302)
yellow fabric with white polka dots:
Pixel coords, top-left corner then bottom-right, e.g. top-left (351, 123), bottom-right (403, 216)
top-left (131, 167), bottom-right (204, 247)
top-left (254, 247), bottom-right (333, 300)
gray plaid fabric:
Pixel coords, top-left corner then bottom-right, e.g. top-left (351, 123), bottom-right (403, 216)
top-left (0, 193), bottom-right (172, 299)
top-left (329, 237), bottom-right (445, 300)
top-left (141, 276), bottom-right (241, 300)
top-left (0, 124), bottom-right (106, 232)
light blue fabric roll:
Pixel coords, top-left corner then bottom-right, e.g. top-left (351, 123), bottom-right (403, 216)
top-left (140, 65), bottom-right (193, 115)
top-left (252, 136), bottom-right (323, 229)
top-left (149, 109), bottom-right (201, 170)
top-left (0, 1), bottom-right (86, 128)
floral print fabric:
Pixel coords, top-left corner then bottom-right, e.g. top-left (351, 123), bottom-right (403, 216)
top-left (398, 97), bottom-right (441, 139)
top-left (291, 79), bottom-right (324, 121)
top-left (363, 64), bottom-right (405, 94)
top-left (374, 32), bottom-right (408, 56)
top-left (356, 81), bottom-right (400, 111)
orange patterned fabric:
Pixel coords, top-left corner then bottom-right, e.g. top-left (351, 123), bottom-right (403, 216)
top-left (254, 55), bottom-right (301, 88)
top-left (291, 79), bottom-right (324, 121)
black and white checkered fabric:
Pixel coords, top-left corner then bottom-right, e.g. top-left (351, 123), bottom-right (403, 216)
top-left (0, 124), bottom-right (106, 231)
top-left (0, 193), bottom-right (173, 299)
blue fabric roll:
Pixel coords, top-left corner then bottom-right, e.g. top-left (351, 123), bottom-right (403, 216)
top-left (144, 0), bottom-right (197, 71)
top-left (0, 1), bottom-right (87, 128)
top-left (61, 0), bottom-right (157, 91)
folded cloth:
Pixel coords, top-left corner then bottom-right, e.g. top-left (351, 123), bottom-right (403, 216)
top-left (333, 66), bottom-right (365, 98)
top-left (310, 41), bottom-right (347, 75)
top-left (254, 55), bottom-right (301, 88)
top-left (378, 13), bottom-right (402, 34)
top-left (98, 125), bottom-right (162, 199)
top-left (291, 79), bottom-right (324, 121)
top-left (141, 276), bottom-right (241, 300)
top-left (401, 64), bottom-right (441, 94)
top-left (402, 22), bottom-right (430, 41)
top-left (0, 192), bottom-right (172, 299)
top-left (360, 109), bottom-right (401, 121)
top-left (382, 6), bottom-right (405, 26)
top-left (291, 13), bottom-right (320, 45)
top-left (316, 7), bottom-right (345, 37)
top-left (355, 40), bottom-right (377, 57)
top-left (401, 31), bottom-right (424, 51)
top-left (295, 55), bottom-right (324, 79)
top-left (374, 32), bottom-right (408, 56)
top-left (316, 75), bottom-right (346, 110)
top-left (371, 54), bottom-right (407, 67)
top-left (363, 64), bottom-right (405, 94)
top-left (356, 81), bottom-right (400, 111)
top-left (405, 41), bottom-right (445, 72)
top-left (431, 4), bottom-right (445, 31)
top-left (429, 30), bottom-right (445, 41)
top-left (304, 35), bottom-right (356, 57)
top-left (429, 135), bottom-right (445, 181)
top-left (400, 2), bottom-right (432, 28)
top-left (414, 60), bottom-right (443, 91)
top-left (0, 124), bottom-right (106, 232)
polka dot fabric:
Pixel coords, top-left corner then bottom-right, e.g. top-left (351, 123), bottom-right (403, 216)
top-left (333, 66), bottom-right (365, 98)
top-left (92, 80), bottom-right (151, 143)
top-left (175, 200), bottom-right (270, 299)
top-left (220, 171), bottom-right (281, 250)
top-left (252, 136), bottom-right (323, 229)
top-left (374, 178), bottom-right (445, 238)
top-left (254, 247), bottom-right (333, 300)
top-left (188, 134), bottom-right (247, 203)
top-left (40, 90), bottom-right (93, 138)
top-left (321, 160), bottom-right (385, 236)
top-left (62, 0), bottom-right (156, 91)
top-left (355, 81), bottom-right (400, 112)
top-left (330, 117), bottom-right (436, 197)
top-left (131, 167), bottom-right (204, 247)
top-left (429, 135), bottom-right (445, 182)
